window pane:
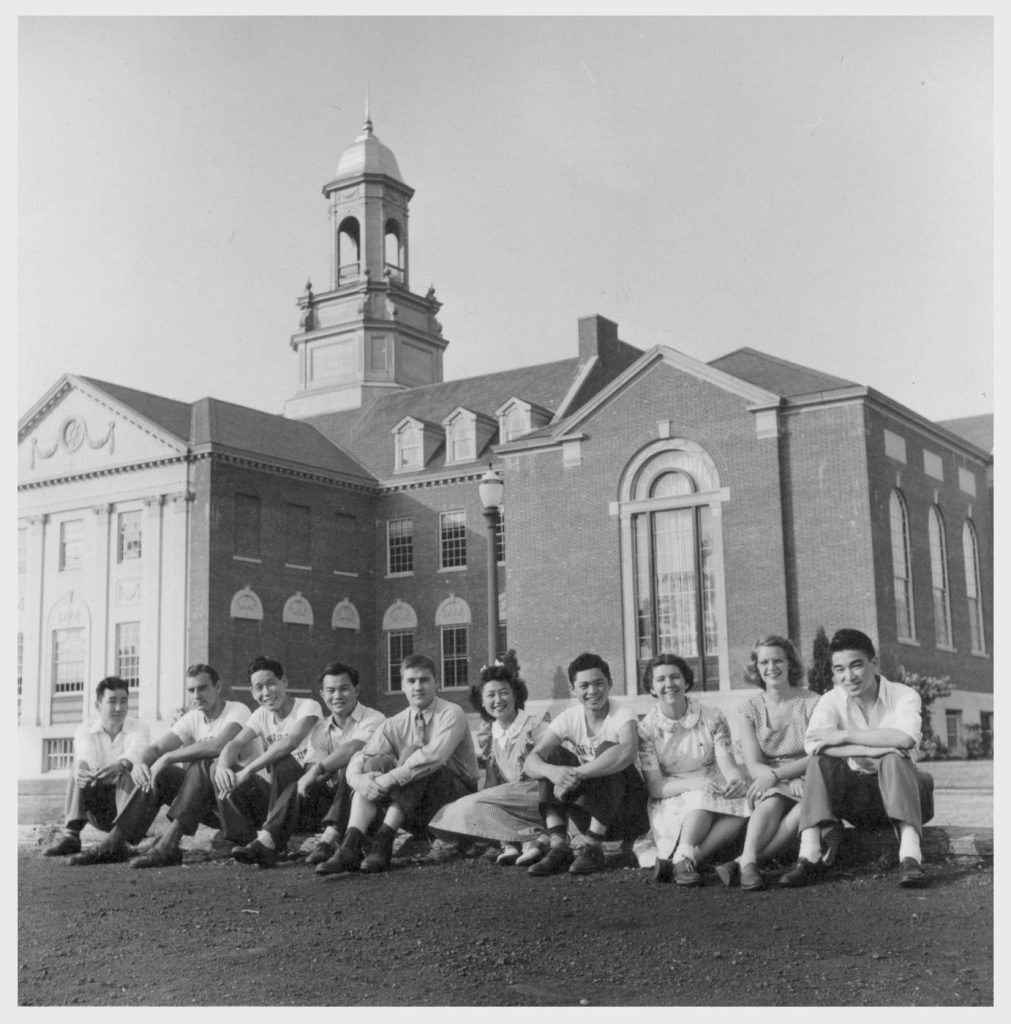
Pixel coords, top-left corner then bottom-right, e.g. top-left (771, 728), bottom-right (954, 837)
top-left (962, 520), bottom-right (986, 653)
top-left (115, 621), bottom-right (140, 689)
top-left (442, 626), bottom-right (469, 688)
top-left (286, 503), bottom-right (311, 565)
top-left (440, 510), bottom-right (467, 569)
top-left (52, 628), bottom-right (85, 693)
top-left (399, 427), bottom-right (420, 469)
top-left (388, 630), bottom-right (414, 690)
top-left (60, 520), bottom-right (83, 571)
top-left (654, 508), bottom-right (699, 658)
top-left (633, 515), bottom-right (654, 661)
top-left (117, 510), bottom-right (142, 562)
top-left (889, 491), bottom-right (915, 640)
top-left (234, 495), bottom-right (261, 558)
top-left (43, 737), bottom-right (75, 773)
top-left (388, 518), bottom-right (414, 574)
top-left (928, 508), bottom-right (952, 647)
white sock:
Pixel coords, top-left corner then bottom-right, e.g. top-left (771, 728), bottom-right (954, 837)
top-left (673, 842), bottom-right (696, 864)
top-left (320, 826), bottom-right (340, 844)
top-left (255, 830), bottom-right (275, 850)
top-left (898, 826), bottom-right (922, 863)
top-left (798, 828), bottom-right (821, 863)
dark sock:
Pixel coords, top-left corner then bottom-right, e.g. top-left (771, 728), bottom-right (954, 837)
top-left (585, 828), bottom-right (606, 846)
top-left (547, 824), bottom-right (568, 849)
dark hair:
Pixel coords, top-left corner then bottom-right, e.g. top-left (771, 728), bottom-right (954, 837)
top-left (642, 654), bottom-right (694, 694)
top-left (829, 628), bottom-right (876, 661)
top-left (318, 661), bottom-right (360, 689)
top-left (401, 653), bottom-right (437, 677)
top-left (743, 635), bottom-right (804, 689)
top-left (186, 663), bottom-right (219, 684)
top-left (247, 654), bottom-right (284, 681)
top-left (469, 663), bottom-right (529, 722)
top-left (567, 652), bottom-right (611, 684)
top-left (95, 676), bottom-right (129, 700)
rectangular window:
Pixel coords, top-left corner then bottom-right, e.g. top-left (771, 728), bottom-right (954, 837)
top-left (439, 510), bottom-right (467, 569)
top-left (52, 627), bottom-right (85, 694)
top-left (42, 737), bottom-right (75, 774)
top-left (388, 630), bottom-right (415, 691)
top-left (497, 620), bottom-right (508, 663)
top-left (59, 519), bottom-right (83, 571)
top-left (495, 508), bottom-right (506, 564)
top-left (387, 518), bottom-right (414, 575)
top-left (883, 429), bottom-right (907, 463)
top-left (286, 503), bottom-right (311, 566)
top-left (441, 626), bottom-right (469, 689)
top-left (234, 494), bottom-right (261, 558)
top-left (117, 510), bottom-right (143, 562)
top-left (115, 621), bottom-right (140, 690)
top-left (18, 526), bottom-right (27, 575)
top-left (334, 512), bottom-right (357, 572)
top-left (945, 709), bottom-right (962, 752)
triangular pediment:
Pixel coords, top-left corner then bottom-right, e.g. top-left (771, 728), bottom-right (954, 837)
top-left (18, 376), bottom-right (188, 484)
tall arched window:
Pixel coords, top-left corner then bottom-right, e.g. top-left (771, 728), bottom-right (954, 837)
top-left (620, 442), bottom-right (726, 691)
top-left (384, 219), bottom-right (404, 281)
top-left (962, 519), bottom-right (986, 654)
top-left (337, 217), bottom-right (360, 284)
top-left (889, 490), bottom-right (915, 641)
top-left (927, 506), bottom-right (952, 648)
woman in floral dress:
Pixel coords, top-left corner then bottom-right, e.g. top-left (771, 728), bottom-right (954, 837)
top-left (638, 653), bottom-right (750, 886)
top-left (714, 634), bottom-right (820, 891)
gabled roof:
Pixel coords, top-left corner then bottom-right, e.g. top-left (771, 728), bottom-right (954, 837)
top-left (78, 375), bottom-right (194, 440)
top-left (936, 414), bottom-right (994, 453)
top-left (305, 357), bottom-right (586, 478)
top-left (707, 348), bottom-right (857, 398)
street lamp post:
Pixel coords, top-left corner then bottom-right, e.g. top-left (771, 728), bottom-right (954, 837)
top-left (478, 466), bottom-right (504, 666)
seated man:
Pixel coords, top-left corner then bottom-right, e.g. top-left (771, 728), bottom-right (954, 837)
top-left (315, 653), bottom-right (478, 876)
top-left (522, 652), bottom-right (646, 877)
top-left (780, 628), bottom-right (934, 889)
top-left (297, 661), bottom-right (386, 867)
top-left (69, 663), bottom-right (254, 867)
top-left (213, 655), bottom-right (321, 868)
top-left (43, 676), bottom-right (149, 859)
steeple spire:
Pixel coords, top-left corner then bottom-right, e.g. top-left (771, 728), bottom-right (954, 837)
top-left (363, 88), bottom-right (372, 136)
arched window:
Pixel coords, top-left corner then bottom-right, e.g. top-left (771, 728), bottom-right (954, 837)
top-left (384, 219), bottom-right (404, 281)
top-left (927, 507), bottom-right (952, 648)
top-left (619, 442), bottom-right (726, 691)
top-left (889, 490), bottom-right (915, 641)
top-left (962, 519), bottom-right (986, 654)
top-left (337, 217), bottom-right (360, 284)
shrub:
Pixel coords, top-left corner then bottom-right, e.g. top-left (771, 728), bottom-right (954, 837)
top-left (897, 666), bottom-right (953, 758)
top-left (807, 626), bottom-right (834, 695)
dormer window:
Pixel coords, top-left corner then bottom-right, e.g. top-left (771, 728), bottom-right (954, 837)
top-left (393, 416), bottom-right (442, 473)
top-left (496, 397), bottom-right (551, 443)
top-left (441, 407), bottom-right (495, 467)
top-left (398, 424), bottom-right (421, 470)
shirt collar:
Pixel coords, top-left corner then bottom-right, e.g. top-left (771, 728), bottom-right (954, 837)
top-left (328, 703), bottom-right (363, 730)
top-left (653, 698), bottom-right (701, 732)
top-left (491, 708), bottom-right (529, 742)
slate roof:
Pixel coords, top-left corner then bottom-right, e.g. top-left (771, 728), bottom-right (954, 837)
top-left (305, 357), bottom-right (586, 478)
top-left (78, 376), bottom-right (194, 441)
top-left (707, 348), bottom-right (858, 398)
top-left (936, 414), bottom-right (994, 453)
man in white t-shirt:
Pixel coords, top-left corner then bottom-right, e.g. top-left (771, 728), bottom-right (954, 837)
top-left (523, 652), bottom-right (647, 876)
top-left (44, 676), bottom-right (149, 860)
top-left (214, 655), bottom-right (322, 868)
top-left (70, 663), bottom-right (254, 868)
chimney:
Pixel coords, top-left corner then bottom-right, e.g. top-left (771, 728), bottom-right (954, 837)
top-left (577, 314), bottom-right (619, 362)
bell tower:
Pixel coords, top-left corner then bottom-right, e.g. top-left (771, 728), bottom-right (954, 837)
top-left (284, 109), bottom-right (449, 418)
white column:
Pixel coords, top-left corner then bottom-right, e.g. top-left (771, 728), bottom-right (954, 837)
top-left (139, 494), bottom-right (165, 719)
top-left (89, 504), bottom-right (112, 688)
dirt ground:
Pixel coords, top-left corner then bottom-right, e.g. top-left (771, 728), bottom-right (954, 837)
top-left (18, 834), bottom-right (992, 1007)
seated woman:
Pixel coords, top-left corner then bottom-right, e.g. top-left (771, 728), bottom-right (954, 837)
top-left (638, 653), bottom-right (750, 886)
top-left (426, 662), bottom-right (549, 865)
top-left (714, 635), bottom-right (820, 891)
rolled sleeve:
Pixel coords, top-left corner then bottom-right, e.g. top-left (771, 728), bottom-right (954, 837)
top-left (888, 686), bottom-right (923, 747)
top-left (803, 693), bottom-right (840, 755)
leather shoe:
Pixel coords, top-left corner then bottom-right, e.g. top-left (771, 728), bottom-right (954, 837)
top-left (779, 857), bottom-right (821, 888)
top-left (360, 844), bottom-right (393, 874)
top-left (495, 846), bottom-right (520, 866)
top-left (898, 857), bottom-right (927, 888)
top-left (305, 840), bottom-right (336, 866)
top-left (43, 833), bottom-right (81, 857)
top-left (130, 846), bottom-right (183, 869)
top-left (515, 840), bottom-right (547, 867)
top-left (820, 821), bottom-right (843, 866)
top-left (740, 862), bottom-right (766, 891)
top-left (569, 843), bottom-right (605, 875)
top-left (232, 839), bottom-right (278, 868)
top-left (69, 844), bottom-right (130, 866)
top-left (714, 861), bottom-right (740, 887)
top-left (315, 846), bottom-right (362, 876)
top-left (674, 857), bottom-right (702, 887)
top-left (527, 845), bottom-right (574, 876)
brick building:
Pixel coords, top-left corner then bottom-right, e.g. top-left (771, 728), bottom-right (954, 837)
top-left (18, 117), bottom-right (992, 778)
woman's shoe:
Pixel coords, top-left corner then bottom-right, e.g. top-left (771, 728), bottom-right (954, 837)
top-left (714, 860), bottom-right (740, 887)
top-left (495, 846), bottom-right (520, 866)
top-left (673, 856), bottom-right (702, 887)
top-left (516, 839), bottom-right (547, 867)
top-left (740, 862), bottom-right (766, 891)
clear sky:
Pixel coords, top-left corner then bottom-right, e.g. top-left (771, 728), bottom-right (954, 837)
top-left (19, 15), bottom-right (993, 423)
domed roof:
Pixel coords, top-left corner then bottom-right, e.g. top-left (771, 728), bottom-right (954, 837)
top-left (323, 116), bottom-right (406, 195)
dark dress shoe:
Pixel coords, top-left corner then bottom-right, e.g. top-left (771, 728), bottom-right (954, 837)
top-left (898, 857), bottom-right (928, 888)
top-left (130, 847), bottom-right (183, 869)
top-left (305, 840), bottom-right (336, 866)
top-left (360, 845), bottom-right (393, 874)
top-left (43, 834), bottom-right (81, 857)
top-left (316, 846), bottom-right (363, 876)
top-left (779, 857), bottom-right (821, 887)
top-left (527, 846), bottom-right (574, 876)
top-left (740, 863), bottom-right (766, 891)
top-left (820, 821), bottom-right (843, 867)
top-left (69, 844), bottom-right (130, 866)
top-left (568, 844), bottom-right (605, 875)
top-left (232, 839), bottom-right (278, 868)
